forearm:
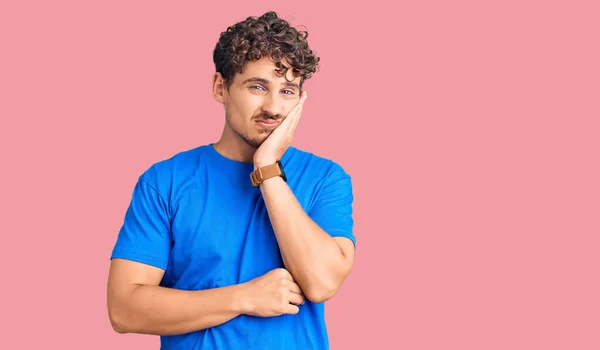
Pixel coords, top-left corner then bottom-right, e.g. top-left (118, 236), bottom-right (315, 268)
top-left (259, 176), bottom-right (349, 301)
top-left (109, 283), bottom-right (247, 336)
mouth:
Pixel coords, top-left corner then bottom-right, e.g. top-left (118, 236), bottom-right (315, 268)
top-left (255, 119), bottom-right (281, 130)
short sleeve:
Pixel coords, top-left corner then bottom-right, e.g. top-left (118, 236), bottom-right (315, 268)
top-left (309, 164), bottom-right (356, 247)
top-left (110, 177), bottom-right (172, 270)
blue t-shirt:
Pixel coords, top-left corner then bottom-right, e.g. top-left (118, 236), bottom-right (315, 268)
top-left (110, 144), bottom-right (356, 349)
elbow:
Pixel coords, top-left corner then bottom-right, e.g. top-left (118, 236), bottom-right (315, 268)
top-left (109, 312), bottom-right (127, 334)
top-left (303, 280), bottom-right (340, 303)
top-left (109, 307), bottom-right (132, 334)
top-left (111, 323), bottom-right (128, 335)
top-left (301, 267), bottom-right (352, 303)
top-left (108, 299), bottom-right (137, 334)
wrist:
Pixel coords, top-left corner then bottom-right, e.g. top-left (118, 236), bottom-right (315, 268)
top-left (253, 159), bottom-right (277, 170)
top-left (258, 175), bottom-right (285, 188)
top-left (233, 283), bottom-right (254, 315)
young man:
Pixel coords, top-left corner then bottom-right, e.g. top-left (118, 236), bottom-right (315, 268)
top-left (107, 11), bottom-right (356, 349)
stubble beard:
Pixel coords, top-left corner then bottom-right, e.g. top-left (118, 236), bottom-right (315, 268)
top-left (226, 113), bottom-right (271, 149)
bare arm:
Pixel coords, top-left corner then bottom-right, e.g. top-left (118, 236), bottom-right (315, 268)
top-left (107, 258), bottom-right (246, 335)
top-left (258, 176), bottom-right (355, 303)
top-left (107, 258), bottom-right (304, 336)
top-left (251, 91), bottom-right (355, 303)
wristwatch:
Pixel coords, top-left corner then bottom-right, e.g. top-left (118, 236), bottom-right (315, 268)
top-left (250, 160), bottom-right (287, 187)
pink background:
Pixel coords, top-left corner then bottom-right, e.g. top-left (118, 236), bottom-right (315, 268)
top-left (2, 0), bottom-right (599, 349)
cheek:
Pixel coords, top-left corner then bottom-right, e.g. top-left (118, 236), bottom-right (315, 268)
top-left (283, 100), bottom-right (298, 115)
top-left (232, 96), bottom-right (262, 119)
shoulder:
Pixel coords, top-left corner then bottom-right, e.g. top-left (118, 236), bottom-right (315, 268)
top-left (137, 144), bottom-right (209, 195)
top-left (287, 147), bottom-right (351, 181)
top-left (289, 148), bottom-right (354, 210)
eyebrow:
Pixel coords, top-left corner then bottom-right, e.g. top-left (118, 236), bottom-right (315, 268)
top-left (242, 77), bottom-right (300, 90)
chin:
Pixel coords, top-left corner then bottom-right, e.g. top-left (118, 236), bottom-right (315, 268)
top-left (243, 135), bottom-right (268, 149)
top-left (252, 131), bottom-right (271, 142)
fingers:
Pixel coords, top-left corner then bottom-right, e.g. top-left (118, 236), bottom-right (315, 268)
top-left (283, 279), bottom-right (304, 305)
top-left (290, 106), bottom-right (303, 130)
top-left (275, 268), bottom-right (294, 281)
top-left (299, 90), bottom-right (307, 104)
top-left (287, 92), bottom-right (306, 130)
top-left (284, 304), bottom-right (300, 315)
top-left (285, 280), bottom-right (302, 295)
top-left (285, 91), bottom-right (307, 120)
top-left (293, 91), bottom-right (307, 109)
top-left (288, 291), bottom-right (305, 306)
top-left (294, 91), bottom-right (307, 118)
top-left (279, 274), bottom-right (304, 296)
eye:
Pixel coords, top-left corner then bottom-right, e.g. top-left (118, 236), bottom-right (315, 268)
top-left (282, 90), bottom-right (296, 95)
top-left (250, 85), bottom-right (266, 91)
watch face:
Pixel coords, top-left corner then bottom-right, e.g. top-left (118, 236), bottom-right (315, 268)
top-left (277, 160), bottom-right (287, 182)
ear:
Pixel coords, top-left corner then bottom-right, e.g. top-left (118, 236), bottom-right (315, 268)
top-left (212, 72), bottom-right (227, 104)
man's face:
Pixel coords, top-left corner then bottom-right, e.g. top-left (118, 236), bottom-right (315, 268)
top-left (218, 56), bottom-right (302, 148)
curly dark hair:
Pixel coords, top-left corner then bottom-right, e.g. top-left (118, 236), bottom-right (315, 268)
top-left (213, 11), bottom-right (320, 90)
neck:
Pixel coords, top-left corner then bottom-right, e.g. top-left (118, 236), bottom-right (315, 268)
top-left (213, 124), bottom-right (256, 164)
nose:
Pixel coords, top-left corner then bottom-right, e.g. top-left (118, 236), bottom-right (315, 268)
top-left (260, 93), bottom-right (284, 118)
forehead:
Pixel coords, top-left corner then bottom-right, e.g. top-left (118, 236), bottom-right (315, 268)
top-left (237, 56), bottom-right (301, 84)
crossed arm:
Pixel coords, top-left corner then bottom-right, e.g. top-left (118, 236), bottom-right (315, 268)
top-left (107, 165), bottom-right (356, 335)
top-left (258, 170), bottom-right (356, 303)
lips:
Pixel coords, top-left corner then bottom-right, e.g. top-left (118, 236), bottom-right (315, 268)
top-left (257, 119), bottom-right (279, 125)
top-left (255, 119), bottom-right (281, 130)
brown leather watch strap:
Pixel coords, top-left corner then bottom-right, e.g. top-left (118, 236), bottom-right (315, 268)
top-left (250, 161), bottom-right (284, 187)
